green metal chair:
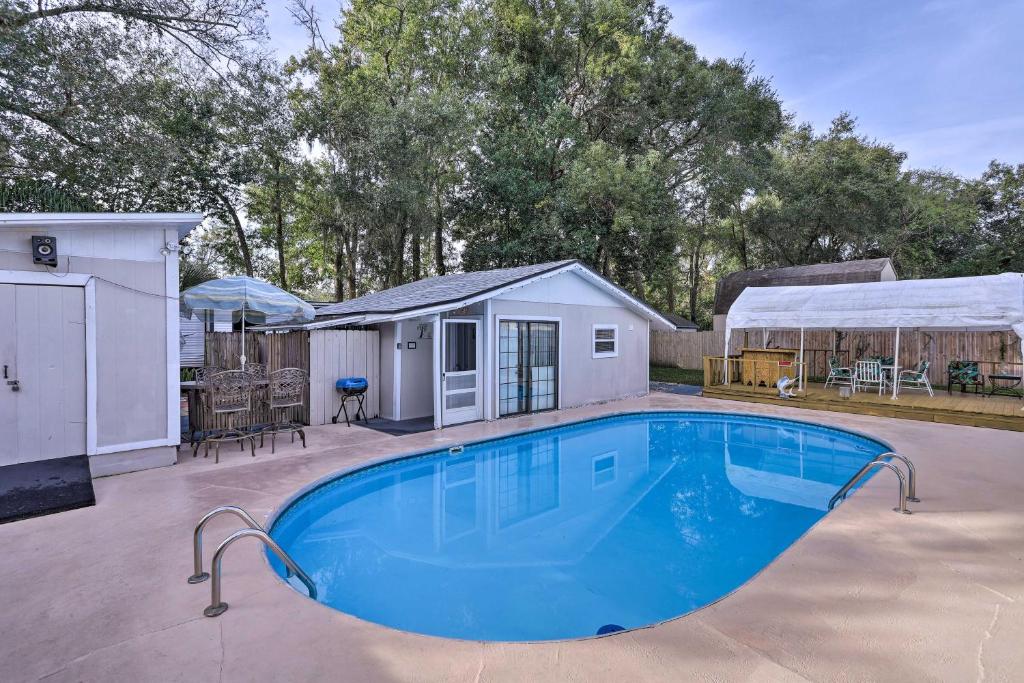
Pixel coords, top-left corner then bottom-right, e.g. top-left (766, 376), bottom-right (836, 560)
top-left (824, 355), bottom-right (852, 388)
top-left (898, 360), bottom-right (934, 397)
top-left (947, 360), bottom-right (983, 395)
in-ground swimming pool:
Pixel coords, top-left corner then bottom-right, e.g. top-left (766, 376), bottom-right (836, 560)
top-left (268, 411), bottom-right (888, 641)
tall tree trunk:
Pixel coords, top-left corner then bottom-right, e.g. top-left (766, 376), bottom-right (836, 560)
top-left (333, 232), bottom-right (346, 301)
top-left (274, 160), bottom-right (288, 289)
top-left (434, 185), bottom-right (446, 275)
top-left (216, 192), bottom-right (253, 276)
top-left (688, 247), bottom-right (703, 322)
top-left (412, 229), bottom-right (421, 281)
top-left (733, 199), bottom-right (749, 270)
top-left (392, 218), bottom-right (408, 287)
top-left (346, 229), bottom-right (357, 299)
top-left (666, 269), bottom-right (676, 313)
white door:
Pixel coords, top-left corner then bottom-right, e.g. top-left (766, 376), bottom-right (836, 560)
top-left (441, 319), bottom-right (482, 426)
top-left (0, 284), bottom-right (87, 467)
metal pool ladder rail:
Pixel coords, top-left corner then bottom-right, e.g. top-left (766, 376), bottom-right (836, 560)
top-left (188, 505), bottom-right (317, 617)
top-left (189, 505), bottom-right (264, 584)
top-left (828, 452), bottom-right (919, 514)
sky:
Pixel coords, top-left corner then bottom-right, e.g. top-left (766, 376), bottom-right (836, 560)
top-left (264, 0), bottom-right (1024, 177)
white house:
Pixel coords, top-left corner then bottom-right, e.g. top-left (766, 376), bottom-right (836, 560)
top-left (0, 213), bottom-right (203, 477)
top-left (297, 260), bottom-right (675, 429)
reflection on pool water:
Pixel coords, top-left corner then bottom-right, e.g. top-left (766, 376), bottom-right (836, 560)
top-left (268, 412), bottom-right (888, 641)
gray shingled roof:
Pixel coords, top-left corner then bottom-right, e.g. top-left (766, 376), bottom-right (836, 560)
top-left (661, 312), bottom-right (698, 330)
top-left (316, 260), bottom-right (576, 318)
top-left (714, 258), bottom-right (894, 315)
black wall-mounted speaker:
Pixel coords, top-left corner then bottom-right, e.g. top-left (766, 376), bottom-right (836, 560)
top-left (32, 235), bottom-right (57, 267)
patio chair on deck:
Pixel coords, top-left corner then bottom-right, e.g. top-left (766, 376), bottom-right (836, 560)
top-left (947, 360), bottom-right (983, 395)
top-left (200, 370), bottom-right (257, 463)
top-left (853, 360), bottom-right (884, 395)
top-left (898, 360), bottom-right (934, 397)
top-left (824, 355), bottom-right (852, 388)
top-left (261, 368), bottom-right (307, 454)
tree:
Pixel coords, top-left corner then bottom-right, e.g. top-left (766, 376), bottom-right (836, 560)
top-left (966, 161), bottom-right (1024, 274)
top-left (458, 0), bottom-right (783, 315)
top-left (1, 0), bottom-right (272, 274)
top-left (741, 114), bottom-right (908, 267)
top-left (288, 0), bottom-right (480, 292)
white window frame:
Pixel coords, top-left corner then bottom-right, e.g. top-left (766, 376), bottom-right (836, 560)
top-left (592, 323), bottom-right (618, 359)
top-left (592, 451), bottom-right (618, 489)
top-left (492, 315), bottom-right (562, 418)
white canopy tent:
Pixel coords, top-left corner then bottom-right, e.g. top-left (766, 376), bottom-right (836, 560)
top-left (724, 273), bottom-right (1024, 398)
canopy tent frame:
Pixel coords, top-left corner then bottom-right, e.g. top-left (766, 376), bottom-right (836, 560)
top-left (723, 273), bottom-right (1024, 401)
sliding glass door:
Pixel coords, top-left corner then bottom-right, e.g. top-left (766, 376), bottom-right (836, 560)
top-left (498, 321), bottom-right (559, 417)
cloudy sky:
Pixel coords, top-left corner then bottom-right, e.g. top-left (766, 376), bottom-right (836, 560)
top-left (264, 0), bottom-right (1024, 177)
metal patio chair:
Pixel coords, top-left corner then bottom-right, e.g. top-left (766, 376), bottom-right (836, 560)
top-left (853, 360), bottom-right (884, 395)
top-left (200, 370), bottom-right (257, 463)
top-left (194, 365), bottom-right (222, 386)
top-left (898, 360), bottom-right (934, 397)
top-left (261, 368), bottom-right (307, 453)
top-left (824, 355), bottom-right (853, 389)
top-left (243, 362), bottom-right (268, 386)
top-left (186, 366), bottom-right (222, 446)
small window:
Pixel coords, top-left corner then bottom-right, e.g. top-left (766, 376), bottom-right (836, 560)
top-left (592, 324), bottom-right (618, 358)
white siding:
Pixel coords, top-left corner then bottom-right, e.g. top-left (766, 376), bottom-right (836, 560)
top-left (180, 314), bottom-right (205, 367)
top-left (489, 299), bottom-right (649, 410)
top-left (308, 329), bottom-right (380, 426)
top-left (398, 317), bottom-right (435, 419)
top-left (0, 285), bottom-right (86, 465)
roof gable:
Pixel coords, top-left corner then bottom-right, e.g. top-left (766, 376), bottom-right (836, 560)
top-left (311, 260), bottom-right (674, 329)
top-left (714, 258), bottom-right (895, 315)
top-left (315, 261), bottom-right (574, 317)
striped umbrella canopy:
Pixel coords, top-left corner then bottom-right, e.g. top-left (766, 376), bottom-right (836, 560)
top-left (181, 275), bottom-right (314, 367)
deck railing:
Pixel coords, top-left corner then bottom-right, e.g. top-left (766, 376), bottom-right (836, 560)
top-left (703, 356), bottom-right (807, 393)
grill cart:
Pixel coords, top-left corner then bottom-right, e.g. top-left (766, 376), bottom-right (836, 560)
top-left (332, 377), bottom-right (369, 426)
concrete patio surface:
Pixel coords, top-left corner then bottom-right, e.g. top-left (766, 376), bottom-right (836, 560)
top-left (2, 392), bottom-right (1023, 682)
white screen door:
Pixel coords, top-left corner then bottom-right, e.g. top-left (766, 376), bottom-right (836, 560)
top-left (0, 284), bottom-right (87, 466)
top-left (441, 319), bottom-right (482, 426)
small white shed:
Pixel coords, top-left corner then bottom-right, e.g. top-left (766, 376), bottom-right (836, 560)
top-left (287, 260), bottom-right (675, 429)
top-left (0, 213), bottom-right (203, 476)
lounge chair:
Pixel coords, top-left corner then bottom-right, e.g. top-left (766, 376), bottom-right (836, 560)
top-left (898, 360), bottom-right (934, 397)
top-left (824, 355), bottom-right (852, 388)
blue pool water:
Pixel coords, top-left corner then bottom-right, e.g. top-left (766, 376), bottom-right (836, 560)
top-left (268, 412), bottom-right (888, 641)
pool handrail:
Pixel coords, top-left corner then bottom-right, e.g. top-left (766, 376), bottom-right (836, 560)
top-left (204, 528), bottom-right (317, 617)
top-left (189, 505), bottom-right (268, 584)
top-left (828, 457), bottom-right (912, 514)
top-left (873, 452), bottom-right (919, 502)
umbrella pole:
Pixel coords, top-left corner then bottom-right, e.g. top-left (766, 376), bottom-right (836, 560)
top-left (241, 303), bottom-right (247, 369)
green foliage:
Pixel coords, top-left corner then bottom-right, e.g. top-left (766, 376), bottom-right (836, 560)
top-left (3, 0), bottom-right (1021, 325)
top-left (649, 365), bottom-right (704, 385)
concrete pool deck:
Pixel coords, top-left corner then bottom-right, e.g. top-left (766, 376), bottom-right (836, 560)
top-left (2, 392), bottom-right (1023, 682)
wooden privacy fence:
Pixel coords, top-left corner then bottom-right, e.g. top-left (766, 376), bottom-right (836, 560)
top-left (652, 328), bottom-right (1024, 387)
top-left (308, 329), bottom-right (380, 426)
top-left (205, 329), bottom-right (381, 426)
top-left (650, 330), bottom-right (739, 368)
top-left (204, 331), bottom-right (311, 424)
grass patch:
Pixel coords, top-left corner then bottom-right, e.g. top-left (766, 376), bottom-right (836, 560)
top-left (650, 365), bottom-right (704, 386)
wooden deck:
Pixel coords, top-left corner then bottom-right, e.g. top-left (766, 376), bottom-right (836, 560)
top-left (702, 381), bottom-right (1024, 431)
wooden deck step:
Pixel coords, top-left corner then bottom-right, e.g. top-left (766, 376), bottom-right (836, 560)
top-left (702, 383), bottom-right (1024, 432)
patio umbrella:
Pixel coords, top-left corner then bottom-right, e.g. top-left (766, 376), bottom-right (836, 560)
top-left (181, 275), bottom-right (315, 368)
